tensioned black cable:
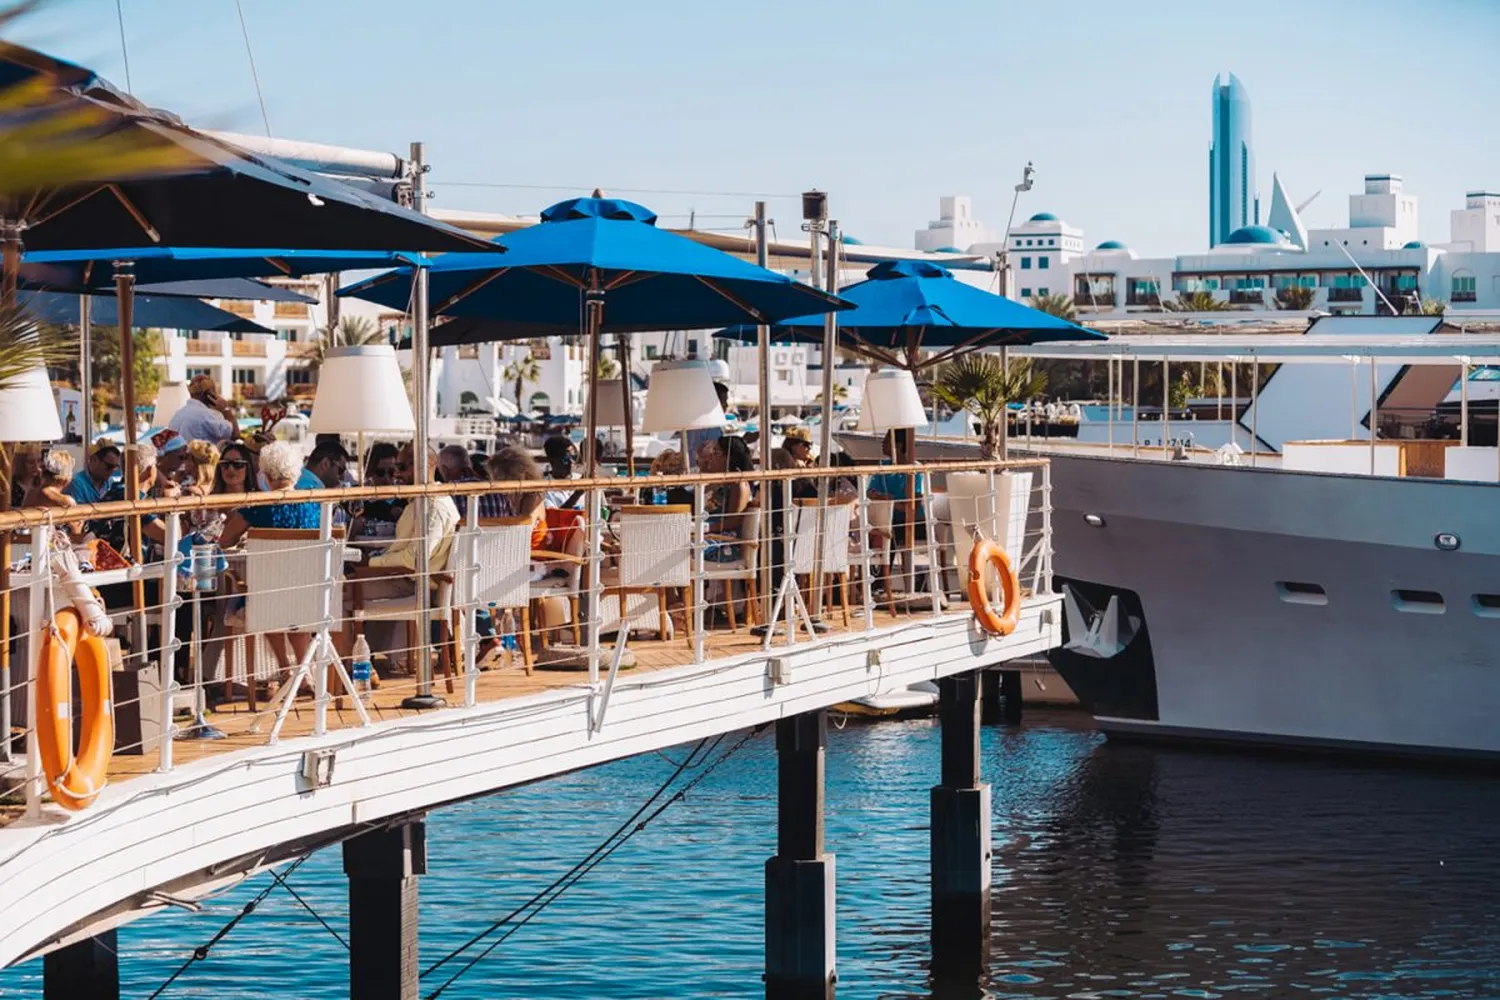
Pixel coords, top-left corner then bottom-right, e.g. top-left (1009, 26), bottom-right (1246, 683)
top-left (269, 866), bottom-right (347, 949)
top-left (424, 726), bottom-right (764, 1000)
top-left (421, 735), bottom-right (719, 982)
top-left (145, 856), bottom-right (309, 1000)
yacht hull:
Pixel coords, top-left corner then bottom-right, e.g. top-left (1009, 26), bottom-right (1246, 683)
top-left (1044, 454), bottom-right (1500, 761)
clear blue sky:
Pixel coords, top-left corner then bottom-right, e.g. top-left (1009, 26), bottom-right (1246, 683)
top-left (13, 0), bottom-right (1499, 256)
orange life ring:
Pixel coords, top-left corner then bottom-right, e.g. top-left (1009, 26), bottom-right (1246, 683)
top-left (35, 608), bottom-right (114, 811)
top-left (967, 537), bottom-right (1020, 637)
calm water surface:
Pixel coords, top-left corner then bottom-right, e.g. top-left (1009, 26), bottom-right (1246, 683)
top-left (4, 710), bottom-right (1499, 998)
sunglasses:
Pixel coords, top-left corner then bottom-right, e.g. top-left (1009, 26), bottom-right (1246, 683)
top-left (220, 460), bottom-right (249, 470)
top-left (396, 461), bottom-right (413, 471)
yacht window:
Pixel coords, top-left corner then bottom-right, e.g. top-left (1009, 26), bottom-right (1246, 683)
top-left (1472, 594), bottom-right (1500, 619)
top-left (1275, 582), bottom-right (1327, 606)
top-left (1392, 590), bottom-right (1445, 614)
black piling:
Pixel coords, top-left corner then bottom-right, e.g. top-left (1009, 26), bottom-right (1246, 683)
top-left (980, 668), bottom-right (1002, 725)
top-left (931, 671), bottom-right (991, 978)
top-left (43, 931), bottom-right (118, 1000)
top-left (766, 710), bottom-right (836, 999)
top-left (344, 818), bottom-right (427, 1000)
top-left (1000, 669), bottom-right (1024, 724)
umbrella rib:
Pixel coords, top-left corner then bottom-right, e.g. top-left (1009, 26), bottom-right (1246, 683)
top-left (106, 184), bottom-right (161, 243)
top-left (603, 270), bottom-right (645, 292)
top-left (918, 329), bottom-right (1008, 371)
top-left (26, 184), bottom-right (109, 230)
top-left (692, 275), bottom-right (767, 324)
top-left (536, 264), bottom-right (584, 289)
top-left (434, 267), bottom-right (509, 314)
top-left (263, 257), bottom-right (294, 276)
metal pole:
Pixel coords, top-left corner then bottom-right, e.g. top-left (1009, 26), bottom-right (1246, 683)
top-left (1460, 359), bottom-right (1469, 447)
top-left (115, 262), bottom-right (147, 653)
top-left (1350, 361), bottom-right (1358, 440)
top-left (1250, 363), bottom-right (1259, 468)
top-left (583, 270), bottom-right (605, 689)
top-left (811, 220), bottom-right (839, 620)
top-left (1106, 357), bottom-right (1114, 456)
top-left (80, 295), bottom-right (94, 448)
top-left (403, 141), bottom-right (443, 710)
top-left (999, 345), bottom-right (1009, 460)
top-left (1369, 356), bottom-right (1377, 475)
top-left (752, 201), bottom-right (774, 630)
top-left (1230, 361), bottom-right (1238, 450)
top-left (618, 336), bottom-right (636, 478)
top-left (1161, 358), bottom-right (1170, 458)
top-left (1131, 358), bottom-right (1139, 458)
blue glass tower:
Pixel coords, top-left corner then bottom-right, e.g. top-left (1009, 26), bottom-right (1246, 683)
top-left (1209, 73), bottom-right (1259, 247)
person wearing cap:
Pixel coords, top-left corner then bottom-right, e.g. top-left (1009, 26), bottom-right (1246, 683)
top-left (778, 425), bottom-right (820, 501)
top-left (168, 374), bottom-right (240, 445)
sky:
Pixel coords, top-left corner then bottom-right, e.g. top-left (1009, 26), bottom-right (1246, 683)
top-left (11, 0), bottom-right (1499, 257)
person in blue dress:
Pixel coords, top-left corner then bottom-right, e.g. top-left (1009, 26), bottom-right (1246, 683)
top-left (220, 441), bottom-right (319, 539)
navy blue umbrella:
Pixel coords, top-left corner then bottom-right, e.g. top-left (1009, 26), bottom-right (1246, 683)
top-left (19, 290), bottom-right (273, 332)
top-left (340, 196), bottom-right (844, 337)
top-left (340, 195), bottom-right (846, 474)
top-left (718, 260), bottom-right (1104, 370)
top-left (19, 247), bottom-right (433, 290)
top-left (131, 278), bottom-right (314, 303)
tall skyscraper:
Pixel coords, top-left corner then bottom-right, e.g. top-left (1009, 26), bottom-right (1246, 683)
top-left (1209, 73), bottom-right (1259, 247)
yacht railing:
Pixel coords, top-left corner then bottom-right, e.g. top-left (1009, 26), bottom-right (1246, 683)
top-left (0, 457), bottom-right (1052, 818)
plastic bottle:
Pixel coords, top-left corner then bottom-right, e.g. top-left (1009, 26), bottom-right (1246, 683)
top-left (652, 485), bottom-right (667, 505)
top-left (499, 610), bottom-right (517, 670)
top-left (350, 634), bottom-right (373, 703)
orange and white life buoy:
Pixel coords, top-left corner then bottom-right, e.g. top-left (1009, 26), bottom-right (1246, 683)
top-left (35, 608), bottom-right (114, 811)
top-left (967, 536), bottom-right (1020, 637)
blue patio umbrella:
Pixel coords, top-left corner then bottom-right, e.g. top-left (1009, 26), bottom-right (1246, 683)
top-left (19, 289), bottom-right (274, 333)
top-left (717, 259), bottom-right (1104, 370)
top-left (340, 195), bottom-right (847, 473)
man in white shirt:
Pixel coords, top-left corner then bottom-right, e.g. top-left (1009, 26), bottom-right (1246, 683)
top-left (167, 374), bottom-right (240, 445)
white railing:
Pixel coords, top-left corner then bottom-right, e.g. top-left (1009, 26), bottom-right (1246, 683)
top-left (0, 456), bottom-right (1053, 814)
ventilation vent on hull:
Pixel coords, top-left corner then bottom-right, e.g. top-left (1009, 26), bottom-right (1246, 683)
top-left (1473, 594), bottom-right (1500, 619)
top-left (1275, 582), bottom-right (1327, 606)
top-left (1392, 589), bottom-right (1446, 614)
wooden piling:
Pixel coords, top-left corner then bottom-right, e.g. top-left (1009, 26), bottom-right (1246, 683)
top-left (766, 711), bottom-right (836, 999)
top-left (43, 931), bottom-right (118, 1000)
top-left (344, 819), bottom-right (427, 1000)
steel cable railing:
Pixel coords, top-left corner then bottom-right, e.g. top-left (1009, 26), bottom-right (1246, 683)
top-left (0, 456), bottom-right (1053, 813)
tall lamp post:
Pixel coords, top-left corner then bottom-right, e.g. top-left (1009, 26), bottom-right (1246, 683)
top-left (994, 162), bottom-right (1035, 300)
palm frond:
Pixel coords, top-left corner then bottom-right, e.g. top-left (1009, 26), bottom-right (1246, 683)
top-left (0, 300), bottom-right (71, 391)
top-left (1028, 293), bottom-right (1077, 322)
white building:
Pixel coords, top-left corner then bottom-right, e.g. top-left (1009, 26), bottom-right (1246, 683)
top-left (435, 336), bottom-right (587, 417)
top-left (914, 196), bottom-right (996, 253)
top-left (913, 174), bottom-right (1500, 315)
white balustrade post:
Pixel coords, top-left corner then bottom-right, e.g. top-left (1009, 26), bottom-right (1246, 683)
top-left (691, 477), bottom-right (706, 664)
top-left (24, 523), bottom-right (51, 817)
top-left (157, 513), bottom-right (182, 773)
top-left (463, 500), bottom-right (479, 708)
top-left (313, 503), bottom-right (333, 737)
top-left (586, 485), bottom-right (602, 690)
top-left (923, 473), bottom-right (941, 616)
top-left (856, 473), bottom-right (873, 630)
top-left (1041, 462), bottom-right (1054, 592)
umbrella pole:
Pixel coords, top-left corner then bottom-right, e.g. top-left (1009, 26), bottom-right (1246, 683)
top-left (811, 221), bottom-right (840, 622)
top-left (115, 263), bottom-right (148, 669)
top-left (583, 272), bottom-right (605, 690)
top-left (752, 201), bottom-right (773, 629)
top-left (81, 295), bottom-right (93, 448)
top-left (403, 255), bottom-right (443, 710)
top-left (619, 337), bottom-right (635, 478)
top-left (0, 224), bottom-right (17, 763)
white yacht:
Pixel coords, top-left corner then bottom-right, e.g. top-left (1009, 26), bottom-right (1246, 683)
top-left (844, 316), bottom-right (1500, 761)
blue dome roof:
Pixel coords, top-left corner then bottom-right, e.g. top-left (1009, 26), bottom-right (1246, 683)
top-left (1028, 212), bottom-right (1059, 222)
top-left (1095, 240), bottom-right (1128, 250)
top-left (1224, 225), bottom-right (1289, 245)
top-left (931, 245), bottom-right (964, 254)
top-left (839, 233), bottom-right (863, 245)
top-left (1403, 240), bottom-right (1426, 249)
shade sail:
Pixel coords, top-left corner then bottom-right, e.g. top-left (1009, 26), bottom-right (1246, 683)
top-left (18, 290), bottom-right (274, 333)
top-left (717, 260), bottom-right (1104, 367)
top-left (340, 196), bottom-right (846, 338)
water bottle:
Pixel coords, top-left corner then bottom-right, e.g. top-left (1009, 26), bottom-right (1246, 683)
top-left (350, 634), bottom-right (373, 703)
top-left (499, 610), bottom-right (517, 670)
top-left (652, 485), bottom-right (667, 505)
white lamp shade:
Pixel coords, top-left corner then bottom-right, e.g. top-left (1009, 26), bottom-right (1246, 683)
top-left (308, 345), bottom-right (416, 434)
top-left (0, 366), bottom-right (63, 442)
top-left (585, 379), bottom-right (633, 428)
top-left (152, 382), bottom-right (191, 427)
top-left (641, 360), bottom-right (725, 433)
top-left (862, 369), bottom-right (928, 431)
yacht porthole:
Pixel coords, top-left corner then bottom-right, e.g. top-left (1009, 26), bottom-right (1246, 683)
top-left (1434, 533), bottom-right (1460, 552)
top-left (1083, 513), bottom-right (1106, 528)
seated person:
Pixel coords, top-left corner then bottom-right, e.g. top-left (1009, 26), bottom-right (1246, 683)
top-left (9, 445), bottom-right (40, 508)
top-left (868, 430), bottom-right (926, 515)
top-left (219, 441), bottom-right (320, 543)
top-left (437, 444), bottom-right (481, 517)
top-left (700, 436), bottom-right (752, 563)
top-left (542, 435), bottom-right (582, 509)
top-left (65, 442), bottom-right (122, 505)
top-left (639, 448), bottom-right (693, 506)
top-left (779, 427), bottom-right (820, 501)
top-left (480, 447), bottom-right (546, 531)
top-left (22, 450), bottom-right (87, 543)
top-left (353, 442), bottom-right (405, 532)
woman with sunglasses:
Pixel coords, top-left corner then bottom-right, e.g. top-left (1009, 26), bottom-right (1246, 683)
top-left (193, 442), bottom-right (257, 701)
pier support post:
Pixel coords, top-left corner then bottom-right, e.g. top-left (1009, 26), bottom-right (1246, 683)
top-left (43, 931), bottom-right (118, 1000)
top-left (344, 818), bottom-right (427, 1000)
top-left (1000, 669), bottom-right (1024, 724)
top-left (931, 671), bottom-right (991, 978)
top-left (980, 669), bottom-right (1002, 725)
top-left (765, 710), bottom-right (836, 999)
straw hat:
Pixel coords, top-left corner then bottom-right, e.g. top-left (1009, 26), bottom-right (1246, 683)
top-left (782, 425), bottom-right (813, 447)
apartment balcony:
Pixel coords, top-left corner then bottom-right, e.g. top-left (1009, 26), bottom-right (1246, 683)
top-left (230, 383), bottom-right (265, 402)
top-left (219, 300), bottom-right (257, 318)
top-left (1124, 291), bottom-right (1161, 307)
top-left (1228, 289), bottom-right (1267, 306)
top-left (273, 302), bottom-right (310, 319)
top-left (1327, 287), bottom-right (1366, 303)
top-left (231, 338), bottom-right (268, 357)
top-left (183, 339), bottom-right (224, 356)
top-left (284, 341), bottom-right (318, 359)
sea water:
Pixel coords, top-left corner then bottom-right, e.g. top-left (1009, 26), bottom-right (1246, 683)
top-left (3, 711), bottom-right (1498, 998)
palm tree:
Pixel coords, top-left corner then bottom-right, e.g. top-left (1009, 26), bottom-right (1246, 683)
top-left (310, 315), bottom-right (386, 375)
top-left (0, 302), bottom-right (69, 393)
top-left (930, 355), bottom-right (1048, 459)
top-left (1028, 292), bottom-right (1077, 322)
top-left (1421, 298), bottom-right (1447, 316)
top-left (504, 352), bottom-right (542, 411)
top-left (1275, 285), bottom-right (1316, 310)
top-left (814, 383), bottom-right (849, 406)
top-left (1165, 291), bottom-right (1233, 312)
top-left (595, 355), bottom-right (620, 380)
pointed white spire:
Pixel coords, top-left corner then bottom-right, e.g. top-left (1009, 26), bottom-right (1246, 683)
top-left (1267, 172), bottom-right (1308, 250)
